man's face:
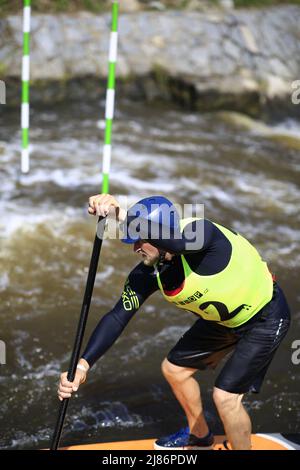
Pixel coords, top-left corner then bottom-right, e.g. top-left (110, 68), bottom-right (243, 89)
top-left (133, 240), bottom-right (160, 267)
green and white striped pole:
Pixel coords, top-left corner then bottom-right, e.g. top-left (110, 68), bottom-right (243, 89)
top-left (21, 0), bottom-right (31, 174)
top-left (101, 0), bottom-right (119, 193)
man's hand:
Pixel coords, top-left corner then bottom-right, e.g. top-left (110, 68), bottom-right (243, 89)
top-left (88, 194), bottom-right (126, 221)
top-left (57, 359), bottom-right (89, 401)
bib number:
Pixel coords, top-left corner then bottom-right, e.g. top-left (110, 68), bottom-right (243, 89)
top-left (199, 301), bottom-right (251, 321)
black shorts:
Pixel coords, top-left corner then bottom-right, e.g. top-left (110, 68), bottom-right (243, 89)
top-left (167, 283), bottom-right (291, 394)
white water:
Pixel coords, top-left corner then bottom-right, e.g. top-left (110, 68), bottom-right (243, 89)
top-left (0, 100), bottom-right (299, 448)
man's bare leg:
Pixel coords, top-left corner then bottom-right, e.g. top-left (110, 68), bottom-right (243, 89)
top-left (213, 387), bottom-right (251, 450)
top-left (161, 358), bottom-right (209, 438)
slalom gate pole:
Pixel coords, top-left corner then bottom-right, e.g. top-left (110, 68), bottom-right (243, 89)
top-left (102, 0), bottom-right (119, 194)
top-left (21, 0), bottom-right (31, 174)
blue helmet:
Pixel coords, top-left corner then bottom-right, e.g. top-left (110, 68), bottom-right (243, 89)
top-left (122, 196), bottom-right (180, 244)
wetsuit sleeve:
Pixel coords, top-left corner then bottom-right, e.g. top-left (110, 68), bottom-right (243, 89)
top-left (81, 263), bottom-right (158, 368)
top-left (148, 219), bottom-right (215, 254)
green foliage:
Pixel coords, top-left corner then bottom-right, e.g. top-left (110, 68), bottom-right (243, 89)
top-left (1, 0), bottom-right (300, 14)
top-left (0, 61), bottom-right (7, 75)
top-left (234, 0), bottom-right (300, 6)
top-left (0, 0), bottom-right (110, 14)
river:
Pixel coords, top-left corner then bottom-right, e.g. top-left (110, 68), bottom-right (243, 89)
top-left (0, 98), bottom-right (299, 449)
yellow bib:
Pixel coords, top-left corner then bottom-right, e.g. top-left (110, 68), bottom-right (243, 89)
top-left (156, 218), bottom-right (273, 328)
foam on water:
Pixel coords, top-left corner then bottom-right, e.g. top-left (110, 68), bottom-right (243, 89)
top-left (272, 118), bottom-right (300, 137)
top-left (120, 326), bottom-right (187, 363)
top-left (0, 101), bottom-right (299, 448)
top-left (0, 202), bottom-right (83, 238)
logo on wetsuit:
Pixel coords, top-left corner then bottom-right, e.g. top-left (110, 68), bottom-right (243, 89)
top-left (122, 280), bottom-right (140, 311)
top-left (173, 290), bottom-right (204, 306)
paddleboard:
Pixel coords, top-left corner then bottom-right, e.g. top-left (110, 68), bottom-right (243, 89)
top-left (63, 433), bottom-right (300, 450)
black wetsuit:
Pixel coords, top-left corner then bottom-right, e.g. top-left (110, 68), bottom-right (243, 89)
top-left (82, 219), bottom-right (290, 394)
top-left (82, 219), bottom-right (230, 366)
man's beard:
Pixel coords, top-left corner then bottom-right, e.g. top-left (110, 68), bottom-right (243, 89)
top-left (142, 254), bottom-right (159, 267)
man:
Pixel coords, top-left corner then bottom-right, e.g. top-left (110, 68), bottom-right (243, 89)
top-left (58, 193), bottom-right (291, 450)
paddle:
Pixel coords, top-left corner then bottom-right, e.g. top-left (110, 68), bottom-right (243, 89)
top-left (50, 216), bottom-right (106, 450)
top-left (50, 1), bottom-right (119, 449)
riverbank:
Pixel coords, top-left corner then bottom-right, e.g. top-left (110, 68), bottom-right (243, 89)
top-left (1, 5), bottom-right (300, 117)
top-left (2, 1), bottom-right (300, 15)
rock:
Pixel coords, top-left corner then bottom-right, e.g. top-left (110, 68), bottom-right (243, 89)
top-left (239, 24), bottom-right (259, 54)
top-left (0, 6), bottom-right (299, 114)
top-left (151, 35), bottom-right (166, 48)
top-left (0, 81), bottom-right (5, 104)
top-left (147, 1), bottom-right (166, 11)
top-left (268, 58), bottom-right (292, 79)
top-left (264, 75), bottom-right (290, 99)
top-left (219, 0), bottom-right (234, 9)
top-left (186, 0), bottom-right (212, 11)
top-left (120, 0), bottom-right (141, 13)
top-left (222, 38), bottom-right (241, 61)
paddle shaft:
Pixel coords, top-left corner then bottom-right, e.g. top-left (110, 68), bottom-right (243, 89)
top-left (50, 217), bottom-right (105, 450)
top-left (51, 2), bottom-right (119, 450)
